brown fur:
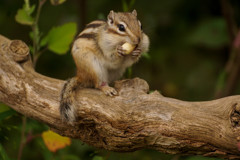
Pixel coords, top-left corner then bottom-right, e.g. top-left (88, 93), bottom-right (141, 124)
top-left (60, 10), bottom-right (150, 123)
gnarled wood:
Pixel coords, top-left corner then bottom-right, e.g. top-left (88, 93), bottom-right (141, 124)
top-left (0, 35), bottom-right (240, 159)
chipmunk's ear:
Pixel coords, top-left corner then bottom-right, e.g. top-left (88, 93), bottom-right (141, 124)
top-left (132, 9), bottom-right (137, 16)
top-left (107, 10), bottom-right (115, 25)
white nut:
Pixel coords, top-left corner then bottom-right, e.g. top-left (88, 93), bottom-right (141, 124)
top-left (122, 42), bottom-right (135, 54)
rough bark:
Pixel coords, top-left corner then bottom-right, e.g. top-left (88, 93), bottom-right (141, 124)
top-left (0, 35), bottom-right (240, 159)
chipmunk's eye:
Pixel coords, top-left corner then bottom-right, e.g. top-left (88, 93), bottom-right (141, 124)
top-left (118, 24), bottom-right (125, 32)
top-left (140, 24), bottom-right (143, 30)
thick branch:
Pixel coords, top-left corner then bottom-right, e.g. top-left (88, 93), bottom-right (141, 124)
top-left (1, 35), bottom-right (240, 159)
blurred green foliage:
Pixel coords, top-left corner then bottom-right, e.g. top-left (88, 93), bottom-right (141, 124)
top-left (41, 22), bottom-right (77, 54)
top-left (187, 18), bottom-right (229, 48)
top-left (1, 0), bottom-right (240, 159)
top-left (15, 2), bottom-right (35, 25)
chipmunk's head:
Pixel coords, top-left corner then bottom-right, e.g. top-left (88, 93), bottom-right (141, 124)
top-left (106, 10), bottom-right (143, 46)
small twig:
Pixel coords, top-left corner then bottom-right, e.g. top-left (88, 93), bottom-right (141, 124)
top-left (33, 46), bottom-right (48, 67)
top-left (225, 49), bottom-right (240, 95)
top-left (18, 125), bottom-right (41, 160)
top-left (221, 0), bottom-right (237, 42)
top-left (17, 116), bottom-right (27, 160)
top-left (36, 0), bottom-right (46, 24)
top-left (25, 132), bottom-right (42, 144)
top-left (18, 1), bottom-right (47, 157)
top-left (215, 0), bottom-right (240, 98)
top-left (32, 0), bottom-right (46, 56)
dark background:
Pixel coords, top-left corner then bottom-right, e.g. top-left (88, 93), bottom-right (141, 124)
top-left (1, 0), bottom-right (240, 159)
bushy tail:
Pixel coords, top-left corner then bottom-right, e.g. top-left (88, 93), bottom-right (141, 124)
top-left (60, 77), bottom-right (79, 123)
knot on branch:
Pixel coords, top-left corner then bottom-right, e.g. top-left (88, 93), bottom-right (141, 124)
top-left (9, 40), bottom-right (29, 62)
top-left (114, 77), bottom-right (149, 96)
top-left (231, 103), bottom-right (240, 128)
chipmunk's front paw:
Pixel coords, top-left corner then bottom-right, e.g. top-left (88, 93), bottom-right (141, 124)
top-left (131, 48), bottom-right (142, 57)
top-left (117, 45), bottom-right (127, 56)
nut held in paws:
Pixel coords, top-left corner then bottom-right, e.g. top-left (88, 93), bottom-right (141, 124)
top-left (122, 42), bottom-right (135, 54)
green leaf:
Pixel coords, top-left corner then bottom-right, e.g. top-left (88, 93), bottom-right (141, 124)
top-left (24, 4), bottom-right (36, 15)
top-left (50, 0), bottom-right (67, 5)
top-left (0, 144), bottom-right (10, 160)
top-left (15, 2), bottom-right (35, 26)
top-left (42, 22), bottom-right (77, 54)
top-left (15, 8), bottom-right (34, 25)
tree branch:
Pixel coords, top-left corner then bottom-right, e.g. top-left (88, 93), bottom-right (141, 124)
top-left (1, 35), bottom-right (240, 159)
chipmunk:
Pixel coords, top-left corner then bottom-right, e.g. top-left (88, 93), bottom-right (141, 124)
top-left (60, 10), bottom-right (150, 123)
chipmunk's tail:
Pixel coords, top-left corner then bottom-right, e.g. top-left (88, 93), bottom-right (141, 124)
top-left (60, 77), bottom-right (79, 124)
